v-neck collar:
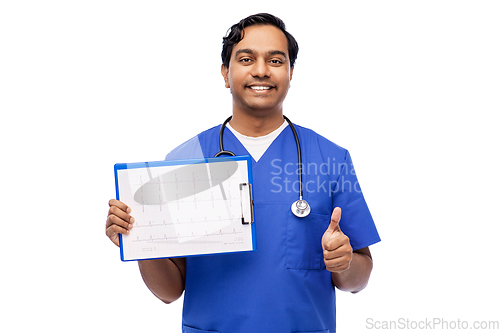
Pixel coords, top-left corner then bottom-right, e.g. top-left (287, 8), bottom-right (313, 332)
top-left (226, 122), bottom-right (289, 163)
top-left (223, 125), bottom-right (292, 166)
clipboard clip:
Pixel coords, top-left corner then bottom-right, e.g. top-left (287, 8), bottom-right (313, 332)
top-left (239, 183), bottom-right (254, 224)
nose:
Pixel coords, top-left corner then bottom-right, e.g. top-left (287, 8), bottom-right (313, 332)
top-left (250, 58), bottom-right (270, 78)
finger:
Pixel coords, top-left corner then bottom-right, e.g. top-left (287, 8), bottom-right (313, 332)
top-left (327, 207), bottom-right (342, 234)
top-left (109, 199), bottom-right (131, 214)
top-left (106, 214), bottom-right (134, 231)
top-left (106, 223), bottom-right (130, 237)
top-left (324, 229), bottom-right (351, 251)
top-left (323, 240), bottom-right (351, 259)
top-left (323, 241), bottom-right (342, 257)
top-left (107, 205), bottom-right (134, 226)
top-left (324, 257), bottom-right (350, 272)
top-left (106, 225), bottom-right (125, 247)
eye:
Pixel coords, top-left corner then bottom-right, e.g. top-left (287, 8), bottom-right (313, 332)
top-left (239, 58), bottom-right (252, 63)
top-left (269, 59), bottom-right (283, 65)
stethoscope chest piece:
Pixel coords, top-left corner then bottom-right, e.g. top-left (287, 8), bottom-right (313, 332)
top-left (291, 199), bottom-right (310, 218)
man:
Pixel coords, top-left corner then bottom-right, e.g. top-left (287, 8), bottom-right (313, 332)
top-left (106, 13), bottom-right (380, 332)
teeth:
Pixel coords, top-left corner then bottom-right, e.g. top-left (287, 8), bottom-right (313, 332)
top-left (249, 86), bottom-right (271, 90)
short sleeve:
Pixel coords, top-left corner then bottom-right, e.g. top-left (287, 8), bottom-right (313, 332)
top-left (331, 150), bottom-right (380, 250)
top-left (165, 135), bottom-right (205, 161)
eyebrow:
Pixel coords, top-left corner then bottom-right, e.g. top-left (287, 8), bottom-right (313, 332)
top-left (234, 48), bottom-right (287, 58)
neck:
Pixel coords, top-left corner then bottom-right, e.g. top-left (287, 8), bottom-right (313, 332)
top-left (229, 110), bottom-right (285, 137)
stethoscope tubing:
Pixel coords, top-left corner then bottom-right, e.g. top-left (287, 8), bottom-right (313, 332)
top-left (214, 116), bottom-right (236, 157)
top-left (283, 115), bottom-right (303, 200)
top-left (215, 115), bottom-right (310, 217)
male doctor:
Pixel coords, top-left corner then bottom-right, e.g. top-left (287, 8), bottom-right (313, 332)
top-left (106, 13), bottom-right (380, 333)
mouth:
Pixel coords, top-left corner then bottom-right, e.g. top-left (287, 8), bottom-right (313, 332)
top-left (246, 84), bottom-right (275, 92)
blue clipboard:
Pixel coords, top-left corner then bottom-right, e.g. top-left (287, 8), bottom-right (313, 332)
top-left (114, 155), bottom-right (255, 261)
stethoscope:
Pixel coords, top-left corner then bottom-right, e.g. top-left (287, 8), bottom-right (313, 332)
top-left (215, 115), bottom-right (311, 218)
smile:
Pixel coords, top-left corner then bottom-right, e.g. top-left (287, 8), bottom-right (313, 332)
top-left (248, 86), bottom-right (272, 91)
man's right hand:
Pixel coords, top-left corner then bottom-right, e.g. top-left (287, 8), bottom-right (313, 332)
top-left (106, 199), bottom-right (135, 247)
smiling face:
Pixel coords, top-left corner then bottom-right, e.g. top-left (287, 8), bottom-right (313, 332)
top-left (221, 24), bottom-right (293, 119)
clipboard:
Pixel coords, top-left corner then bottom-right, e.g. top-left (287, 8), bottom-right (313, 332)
top-left (114, 155), bottom-right (256, 261)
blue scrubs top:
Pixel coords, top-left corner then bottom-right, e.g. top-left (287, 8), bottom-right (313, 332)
top-left (166, 123), bottom-right (381, 333)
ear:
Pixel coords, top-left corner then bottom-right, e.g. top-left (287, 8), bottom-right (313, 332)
top-left (221, 64), bottom-right (230, 88)
top-left (289, 66), bottom-right (294, 81)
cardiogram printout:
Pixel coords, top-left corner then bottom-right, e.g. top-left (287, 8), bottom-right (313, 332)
top-left (114, 156), bottom-right (255, 261)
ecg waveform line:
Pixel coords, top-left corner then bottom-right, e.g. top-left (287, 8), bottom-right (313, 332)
top-left (133, 215), bottom-right (239, 228)
top-left (131, 228), bottom-right (244, 242)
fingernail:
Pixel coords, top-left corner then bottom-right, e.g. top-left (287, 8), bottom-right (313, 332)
top-left (130, 217), bottom-right (135, 224)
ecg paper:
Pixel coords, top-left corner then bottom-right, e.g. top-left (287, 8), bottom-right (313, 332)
top-left (114, 156), bottom-right (255, 261)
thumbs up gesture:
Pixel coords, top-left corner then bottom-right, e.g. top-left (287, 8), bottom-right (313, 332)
top-left (322, 207), bottom-right (353, 273)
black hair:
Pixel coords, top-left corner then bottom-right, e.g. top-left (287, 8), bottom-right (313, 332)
top-left (221, 13), bottom-right (299, 68)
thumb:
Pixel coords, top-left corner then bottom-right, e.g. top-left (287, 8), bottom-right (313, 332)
top-left (327, 207), bottom-right (342, 236)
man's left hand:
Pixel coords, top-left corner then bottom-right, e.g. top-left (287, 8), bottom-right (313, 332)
top-left (322, 207), bottom-right (353, 273)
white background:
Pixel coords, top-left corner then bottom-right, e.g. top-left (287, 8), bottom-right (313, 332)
top-left (1, 1), bottom-right (499, 332)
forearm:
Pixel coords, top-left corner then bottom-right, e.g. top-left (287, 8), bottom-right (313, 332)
top-left (138, 258), bottom-right (185, 304)
top-left (331, 250), bottom-right (373, 293)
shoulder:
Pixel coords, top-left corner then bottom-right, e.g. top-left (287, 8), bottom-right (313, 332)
top-left (294, 124), bottom-right (349, 159)
top-left (165, 125), bottom-right (220, 160)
